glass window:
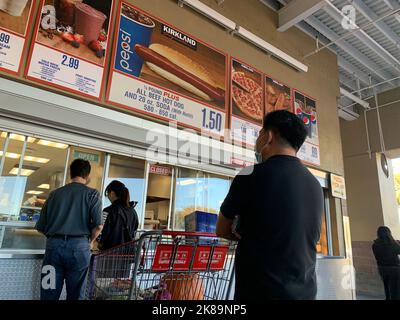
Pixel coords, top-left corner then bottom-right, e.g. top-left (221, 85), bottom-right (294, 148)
top-left (67, 146), bottom-right (105, 191)
top-left (0, 133), bottom-right (28, 222)
top-left (317, 212), bottom-right (329, 256)
top-left (144, 165), bottom-right (173, 230)
top-left (20, 136), bottom-right (68, 215)
top-left (104, 155), bottom-right (146, 225)
top-left (172, 168), bottom-right (231, 230)
top-left (0, 134), bottom-right (69, 250)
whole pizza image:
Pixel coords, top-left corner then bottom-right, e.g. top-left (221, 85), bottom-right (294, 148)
top-left (36, 0), bottom-right (112, 65)
top-left (231, 59), bottom-right (264, 124)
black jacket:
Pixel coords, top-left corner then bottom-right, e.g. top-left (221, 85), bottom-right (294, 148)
top-left (100, 201), bottom-right (139, 250)
top-left (372, 239), bottom-right (400, 267)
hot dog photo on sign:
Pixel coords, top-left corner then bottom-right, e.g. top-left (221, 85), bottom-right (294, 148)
top-left (114, 2), bottom-right (227, 111)
top-left (231, 59), bottom-right (264, 124)
top-left (265, 76), bottom-right (292, 114)
top-left (36, 0), bottom-right (112, 66)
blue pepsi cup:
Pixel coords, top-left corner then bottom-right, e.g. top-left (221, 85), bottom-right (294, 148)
top-left (115, 7), bottom-right (155, 77)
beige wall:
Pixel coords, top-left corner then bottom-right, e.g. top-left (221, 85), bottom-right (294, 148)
top-left (341, 86), bottom-right (400, 241)
top-left (341, 152), bottom-right (384, 241)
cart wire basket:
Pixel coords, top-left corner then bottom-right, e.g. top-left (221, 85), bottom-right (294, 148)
top-left (85, 230), bottom-right (237, 300)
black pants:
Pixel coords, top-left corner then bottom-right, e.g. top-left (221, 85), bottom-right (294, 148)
top-left (378, 266), bottom-right (400, 300)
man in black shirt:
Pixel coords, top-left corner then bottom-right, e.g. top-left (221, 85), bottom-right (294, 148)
top-left (217, 110), bottom-right (323, 300)
top-left (36, 159), bottom-right (103, 300)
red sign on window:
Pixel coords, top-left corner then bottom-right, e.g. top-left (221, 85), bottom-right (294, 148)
top-left (152, 244), bottom-right (193, 271)
top-left (192, 246), bottom-right (229, 271)
top-left (149, 165), bottom-right (172, 176)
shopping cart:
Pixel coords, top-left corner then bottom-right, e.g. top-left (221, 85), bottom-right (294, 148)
top-left (85, 230), bottom-right (237, 300)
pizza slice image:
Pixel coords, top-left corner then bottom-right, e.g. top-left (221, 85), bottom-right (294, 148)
top-left (232, 71), bottom-right (263, 122)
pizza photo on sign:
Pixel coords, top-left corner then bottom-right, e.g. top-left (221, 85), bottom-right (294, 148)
top-left (36, 0), bottom-right (112, 66)
top-left (231, 59), bottom-right (263, 124)
top-left (265, 76), bottom-right (292, 114)
top-left (113, 2), bottom-right (227, 111)
top-left (0, 0), bottom-right (32, 36)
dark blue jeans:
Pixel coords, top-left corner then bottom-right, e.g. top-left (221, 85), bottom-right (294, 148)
top-left (40, 237), bottom-right (91, 300)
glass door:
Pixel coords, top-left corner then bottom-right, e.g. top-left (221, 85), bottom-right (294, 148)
top-left (144, 164), bottom-right (174, 230)
top-left (103, 154), bottom-right (146, 225)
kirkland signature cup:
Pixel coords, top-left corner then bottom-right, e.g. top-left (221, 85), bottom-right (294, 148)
top-left (115, 5), bottom-right (155, 77)
top-left (0, 0), bottom-right (29, 17)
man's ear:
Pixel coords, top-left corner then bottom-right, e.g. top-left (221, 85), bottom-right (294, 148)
top-left (265, 129), bottom-right (273, 145)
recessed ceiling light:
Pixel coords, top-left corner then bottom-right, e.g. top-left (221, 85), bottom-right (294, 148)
top-left (9, 165), bottom-right (38, 177)
top-left (24, 156), bottom-right (50, 164)
top-left (178, 179), bottom-right (198, 186)
top-left (1, 132), bottom-right (36, 143)
top-left (0, 151), bottom-right (21, 159)
top-left (37, 140), bottom-right (68, 149)
top-left (26, 190), bottom-right (43, 195)
top-left (9, 168), bottom-right (35, 176)
top-left (37, 184), bottom-right (50, 189)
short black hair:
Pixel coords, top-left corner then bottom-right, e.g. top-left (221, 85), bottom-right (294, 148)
top-left (70, 159), bottom-right (91, 179)
top-left (263, 110), bottom-right (307, 151)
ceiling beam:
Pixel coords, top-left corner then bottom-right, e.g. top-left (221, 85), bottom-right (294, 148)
top-left (382, 0), bottom-right (400, 10)
top-left (324, 2), bottom-right (400, 75)
top-left (351, 0), bottom-right (400, 47)
top-left (278, 0), bottom-right (327, 32)
top-left (305, 15), bottom-right (396, 84)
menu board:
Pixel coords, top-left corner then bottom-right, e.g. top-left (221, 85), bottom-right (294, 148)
top-left (25, 0), bottom-right (114, 99)
top-left (107, 1), bottom-right (228, 136)
top-left (230, 58), bottom-right (263, 146)
top-left (0, 0), bottom-right (34, 74)
top-left (294, 90), bottom-right (320, 166)
top-left (265, 75), bottom-right (292, 114)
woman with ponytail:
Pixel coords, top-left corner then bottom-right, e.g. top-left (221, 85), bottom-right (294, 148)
top-left (99, 180), bottom-right (139, 250)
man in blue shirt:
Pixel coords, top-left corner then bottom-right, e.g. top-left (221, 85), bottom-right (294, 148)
top-left (36, 159), bottom-right (103, 300)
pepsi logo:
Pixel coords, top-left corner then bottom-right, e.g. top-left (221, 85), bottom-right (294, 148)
top-left (303, 117), bottom-right (310, 125)
top-left (296, 107), bottom-right (302, 115)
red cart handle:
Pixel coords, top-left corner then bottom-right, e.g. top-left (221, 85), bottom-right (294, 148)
top-left (161, 231), bottom-right (218, 238)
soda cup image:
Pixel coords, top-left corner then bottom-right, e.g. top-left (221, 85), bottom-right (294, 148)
top-left (311, 111), bottom-right (318, 138)
top-left (115, 4), bottom-right (155, 77)
top-left (302, 112), bottom-right (312, 138)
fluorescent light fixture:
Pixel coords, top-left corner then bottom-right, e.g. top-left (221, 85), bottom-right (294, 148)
top-left (340, 88), bottom-right (369, 109)
top-left (338, 107), bottom-right (360, 121)
top-left (37, 140), bottom-right (68, 149)
top-left (236, 26), bottom-right (309, 72)
top-left (9, 167), bottom-right (36, 176)
top-left (26, 190), bottom-right (43, 195)
top-left (24, 156), bottom-right (50, 164)
top-left (1, 132), bottom-right (36, 143)
top-left (38, 184), bottom-right (50, 189)
top-left (181, 0), bottom-right (236, 30)
top-left (178, 179), bottom-right (198, 186)
top-left (0, 151), bottom-right (20, 159)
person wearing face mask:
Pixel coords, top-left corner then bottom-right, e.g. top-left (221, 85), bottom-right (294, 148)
top-left (217, 110), bottom-right (324, 300)
top-left (35, 159), bottom-right (103, 300)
